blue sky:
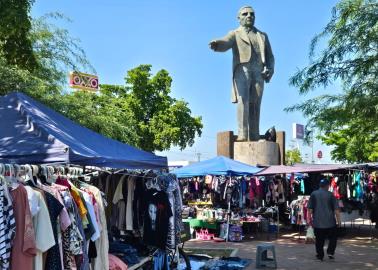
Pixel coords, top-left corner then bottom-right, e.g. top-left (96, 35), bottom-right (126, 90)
top-left (32, 0), bottom-right (340, 163)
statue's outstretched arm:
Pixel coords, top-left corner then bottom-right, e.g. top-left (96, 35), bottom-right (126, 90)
top-left (209, 31), bottom-right (235, 52)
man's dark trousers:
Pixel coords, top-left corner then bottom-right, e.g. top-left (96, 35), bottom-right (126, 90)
top-left (314, 227), bottom-right (338, 258)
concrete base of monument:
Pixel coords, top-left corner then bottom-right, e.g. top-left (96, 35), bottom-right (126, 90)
top-left (234, 140), bottom-right (280, 166)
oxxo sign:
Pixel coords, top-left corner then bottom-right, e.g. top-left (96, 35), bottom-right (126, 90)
top-left (69, 71), bottom-right (99, 91)
top-left (317, 150), bottom-right (323, 159)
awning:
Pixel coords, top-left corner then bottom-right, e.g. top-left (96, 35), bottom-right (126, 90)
top-left (0, 92), bottom-right (167, 169)
top-left (255, 164), bottom-right (356, 175)
top-left (172, 156), bottom-right (262, 177)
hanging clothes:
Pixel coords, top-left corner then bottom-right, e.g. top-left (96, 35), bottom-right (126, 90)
top-left (126, 176), bottom-right (136, 231)
top-left (143, 188), bottom-right (173, 249)
top-left (25, 186), bottom-right (55, 270)
top-left (112, 175), bottom-right (127, 231)
top-left (156, 174), bottom-right (183, 249)
top-left (10, 184), bottom-right (37, 270)
top-left (43, 191), bottom-right (64, 270)
top-left (82, 183), bottom-right (109, 270)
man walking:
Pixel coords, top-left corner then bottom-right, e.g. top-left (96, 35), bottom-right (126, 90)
top-left (308, 179), bottom-right (341, 261)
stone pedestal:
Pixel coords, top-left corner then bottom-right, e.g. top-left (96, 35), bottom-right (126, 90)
top-left (276, 131), bottom-right (286, 165)
top-left (234, 141), bottom-right (280, 166)
top-left (217, 131), bottom-right (236, 159)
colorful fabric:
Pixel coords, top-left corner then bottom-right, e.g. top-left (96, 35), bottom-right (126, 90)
top-left (109, 254), bottom-right (128, 270)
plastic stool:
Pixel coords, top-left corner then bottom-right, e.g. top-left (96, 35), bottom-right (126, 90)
top-left (256, 244), bottom-right (277, 268)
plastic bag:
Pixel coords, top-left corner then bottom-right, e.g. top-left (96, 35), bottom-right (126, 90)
top-left (306, 226), bottom-right (315, 242)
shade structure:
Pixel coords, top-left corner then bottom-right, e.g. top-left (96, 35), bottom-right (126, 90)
top-left (173, 156), bottom-right (262, 177)
top-left (0, 92), bottom-right (167, 169)
top-left (255, 164), bottom-right (355, 176)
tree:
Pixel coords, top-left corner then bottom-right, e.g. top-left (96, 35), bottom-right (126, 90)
top-left (96, 65), bottom-right (203, 152)
top-left (55, 65), bottom-right (203, 152)
top-left (0, 13), bottom-right (93, 100)
top-left (0, 0), bottom-right (38, 71)
top-left (286, 148), bottom-right (303, 165)
top-left (287, 0), bottom-right (378, 162)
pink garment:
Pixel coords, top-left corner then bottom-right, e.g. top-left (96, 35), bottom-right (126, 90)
top-left (11, 185), bottom-right (37, 270)
top-left (330, 178), bottom-right (341, 199)
top-left (255, 178), bottom-right (263, 198)
top-left (40, 184), bottom-right (71, 270)
top-left (41, 184), bottom-right (71, 230)
top-left (82, 188), bottom-right (101, 230)
top-left (52, 183), bottom-right (69, 192)
top-left (303, 200), bottom-right (309, 224)
top-left (56, 176), bottom-right (72, 190)
top-left (290, 174), bottom-right (295, 194)
top-left (109, 254), bottom-right (128, 270)
top-left (249, 178), bottom-right (255, 201)
top-left (92, 196), bottom-right (101, 230)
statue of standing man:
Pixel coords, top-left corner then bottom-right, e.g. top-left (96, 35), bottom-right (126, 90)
top-left (209, 6), bottom-right (275, 141)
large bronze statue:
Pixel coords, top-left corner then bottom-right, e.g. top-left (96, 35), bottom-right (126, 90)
top-left (210, 6), bottom-right (275, 141)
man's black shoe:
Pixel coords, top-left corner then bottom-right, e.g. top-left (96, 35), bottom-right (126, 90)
top-left (316, 255), bottom-right (323, 261)
top-left (328, 255), bottom-right (335, 260)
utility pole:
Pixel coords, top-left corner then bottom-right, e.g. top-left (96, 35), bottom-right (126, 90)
top-left (196, 152), bottom-right (201, 162)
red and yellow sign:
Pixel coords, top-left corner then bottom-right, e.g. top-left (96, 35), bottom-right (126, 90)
top-left (69, 71), bottom-right (99, 91)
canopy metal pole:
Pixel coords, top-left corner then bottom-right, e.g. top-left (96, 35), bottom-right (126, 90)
top-left (226, 200), bottom-right (231, 242)
top-left (277, 205), bottom-right (280, 239)
top-left (225, 174), bottom-right (231, 242)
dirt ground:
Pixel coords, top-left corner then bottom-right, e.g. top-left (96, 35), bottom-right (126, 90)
top-left (184, 226), bottom-right (378, 270)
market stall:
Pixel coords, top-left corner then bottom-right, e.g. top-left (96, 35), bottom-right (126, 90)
top-left (256, 163), bottom-right (378, 239)
top-left (173, 156), bottom-right (267, 242)
top-left (0, 92), bottom-right (187, 270)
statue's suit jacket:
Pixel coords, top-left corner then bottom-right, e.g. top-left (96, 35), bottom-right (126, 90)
top-left (213, 26), bottom-right (274, 103)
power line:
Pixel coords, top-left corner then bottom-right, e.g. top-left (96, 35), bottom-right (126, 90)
top-left (164, 151), bottom-right (213, 160)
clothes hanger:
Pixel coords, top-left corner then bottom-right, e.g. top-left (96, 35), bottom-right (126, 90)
top-left (0, 164), bottom-right (12, 203)
top-left (0, 163), bottom-right (5, 177)
top-left (37, 165), bottom-right (49, 185)
top-left (23, 164), bottom-right (38, 187)
top-left (6, 164), bottom-right (19, 189)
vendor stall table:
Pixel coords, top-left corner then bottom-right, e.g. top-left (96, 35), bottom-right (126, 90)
top-left (183, 218), bottom-right (218, 230)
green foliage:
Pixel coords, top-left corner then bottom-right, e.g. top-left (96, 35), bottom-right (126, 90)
top-left (53, 65), bottom-right (203, 152)
top-left (0, 5), bottom-right (202, 153)
top-left (51, 90), bottom-right (139, 147)
top-left (97, 65), bottom-right (203, 152)
top-left (0, 0), bottom-right (38, 70)
top-left (285, 148), bottom-right (303, 165)
top-left (287, 0), bottom-right (378, 162)
top-left (0, 13), bottom-right (93, 99)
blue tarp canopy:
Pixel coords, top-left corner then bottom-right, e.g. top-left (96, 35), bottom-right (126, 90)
top-left (173, 156), bottom-right (262, 177)
top-left (0, 92), bottom-right (167, 169)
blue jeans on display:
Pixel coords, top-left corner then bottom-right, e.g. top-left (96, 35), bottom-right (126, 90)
top-left (109, 241), bottom-right (140, 265)
top-left (153, 249), bottom-right (170, 270)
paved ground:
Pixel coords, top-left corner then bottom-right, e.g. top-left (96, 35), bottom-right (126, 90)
top-left (184, 227), bottom-right (378, 270)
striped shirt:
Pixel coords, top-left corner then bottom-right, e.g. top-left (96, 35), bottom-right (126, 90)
top-left (0, 185), bottom-right (16, 270)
